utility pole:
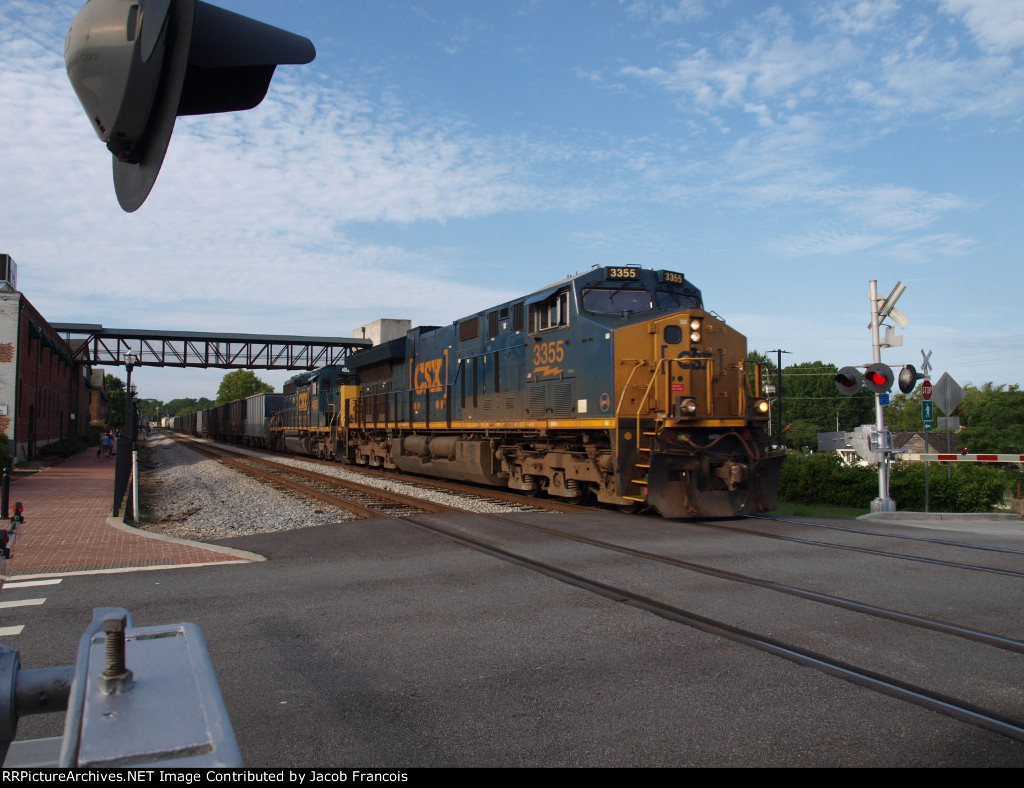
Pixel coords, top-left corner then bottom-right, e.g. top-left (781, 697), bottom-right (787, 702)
top-left (767, 349), bottom-right (790, 447)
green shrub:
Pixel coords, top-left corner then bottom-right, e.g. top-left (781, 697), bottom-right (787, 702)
top-left (890, 462), bottom-right (1011, 512)
top-left (0, 433), bottom-right (11, 471)
top-left (88, 422), bottom-right (108, 446)
top-left (37, 436), bottom-right (89, 460)
top-left (779, 452), bottom-right (1012, 513)
top-left (779, 452), bottom-right (876, 508)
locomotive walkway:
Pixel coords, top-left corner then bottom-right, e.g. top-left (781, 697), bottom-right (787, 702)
top-left (0, 451), bottom-right (261, 580)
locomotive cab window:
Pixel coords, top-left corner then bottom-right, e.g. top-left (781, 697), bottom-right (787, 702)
top-left (655, 287), bottom-right (702, 310)
top-left (581, 285), bottom-right (651, 314)
top-left (529, 289), bottom-right (570, 332)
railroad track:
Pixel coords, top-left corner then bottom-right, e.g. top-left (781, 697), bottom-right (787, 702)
top-left (168, 433), bottom-right (593, 517)
top-left (161, 431), bottom-right (1024, 746)
top-left (393, 508), bottom-right (1024, 745)
top-left (172, 436), bottom-right (460, 519)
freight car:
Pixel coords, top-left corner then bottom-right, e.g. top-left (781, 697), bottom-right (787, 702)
top-left (173, 267), bottom-right (781, 518)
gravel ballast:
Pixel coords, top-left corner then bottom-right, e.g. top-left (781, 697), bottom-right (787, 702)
top-left (140, 434), bottom-right (355, 540)
top-left (140, 433), bottom-right (540, 541)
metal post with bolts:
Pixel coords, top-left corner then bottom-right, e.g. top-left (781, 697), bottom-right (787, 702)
top-left (2, 607), bottom-right (242, 767)
top-left (97, 615), bottom-right (133, 696)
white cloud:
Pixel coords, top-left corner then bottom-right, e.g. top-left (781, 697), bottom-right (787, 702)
top-left (0, 9), bottom-right (553, 337)
top-left (940, 0), bottom-right (1024, 53)
top-left (883, 233), bottom-right (978, 263)
top-left (620, 0), bottom-right (707, 25)
top-left (815, 0), bottom-right (901, 35)
top-left (762, 230), bottom-right (893, 258)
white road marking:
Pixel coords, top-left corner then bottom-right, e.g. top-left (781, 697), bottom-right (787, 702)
top-left (0, 579), bottom-right (63, 638)
top-left (2, 579), bottom-right (62, 589)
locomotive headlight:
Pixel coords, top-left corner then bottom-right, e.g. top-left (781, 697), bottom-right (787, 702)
top-left (676, 397), bottom-right (698, 417)
top-left (750, 398), bottom-right (770, 416)
top-left (689, 318), bottom-right (702, 343)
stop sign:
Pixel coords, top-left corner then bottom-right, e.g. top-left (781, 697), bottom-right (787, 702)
top-left (922, 380), bottom-right (933, 400)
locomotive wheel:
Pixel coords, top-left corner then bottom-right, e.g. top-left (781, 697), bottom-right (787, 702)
top-left (618, 501), bottom-right (642, 515)
top-left (563, 487), bottom-right (591, 506)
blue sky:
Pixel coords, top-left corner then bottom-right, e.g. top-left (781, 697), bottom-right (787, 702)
top-left (1, 0), bottom-right (1021, 402)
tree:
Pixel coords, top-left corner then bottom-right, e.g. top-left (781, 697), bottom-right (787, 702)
top-left (138, 398), bottom-right (164, 421)
top-left (780, 361), bottom-right (874, 436)
top-left (782, 420), bottom-right (821, 450)
top-left (163, 397), bottom-right (216, 417)
top-left (746, 350), bottom-right (778, 393)
top-left (216, 370), bottom-right (273, 405)
top-left (883, 389), bottom-right (925, 433)
top-left (957, 383), bottom-right (1024, 454)
top-left (104, 374), bottom-right (126, 428)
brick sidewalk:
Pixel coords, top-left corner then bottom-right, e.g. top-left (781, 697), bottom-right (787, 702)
top-left (1, 450), bottom-right (260, 579)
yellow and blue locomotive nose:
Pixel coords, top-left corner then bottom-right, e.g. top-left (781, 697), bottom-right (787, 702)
top-left (609, 311), bottom-right (781, 518)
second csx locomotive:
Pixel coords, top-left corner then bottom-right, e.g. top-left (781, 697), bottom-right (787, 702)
top-left (180, 266), bottom-right (782, 518)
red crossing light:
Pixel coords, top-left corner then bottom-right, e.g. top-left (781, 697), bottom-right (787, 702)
top-left (863, 363), bottom-right (894, 394)
top-left (834, 366), bottom-right (863, 396)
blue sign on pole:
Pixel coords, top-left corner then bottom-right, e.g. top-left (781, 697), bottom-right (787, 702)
top-left (922, 400), bottom-right (934, 429)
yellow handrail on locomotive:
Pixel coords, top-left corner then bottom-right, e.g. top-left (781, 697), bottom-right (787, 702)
top-left (618, 355), bottom-right (753, 451)
top-left (613, 359), bottom-right (650, 451)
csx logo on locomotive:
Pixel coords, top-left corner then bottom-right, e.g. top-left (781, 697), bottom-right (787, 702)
top-left (673, 349), bottom-right (712, 370)
top-left (413, 357), bottom-right (445, 393)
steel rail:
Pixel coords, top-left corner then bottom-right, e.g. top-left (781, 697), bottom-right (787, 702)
top-left (399, 513), bottom-right (1024, 744)
top-left (683, 520), bottom-right (1024, 579)
top-left (745, 514), bottom-right (1024, 556)
top-left (467, 512), bottom-right (1024, 655)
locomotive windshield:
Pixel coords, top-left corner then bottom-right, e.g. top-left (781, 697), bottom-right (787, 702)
top-left (580, 267), bottom-right (702, 315)
top-left (580, 285), bottom-right (651, 314)
top-left (581, 283), bottom-right (702, 314)
top-left (655, 286), bottom-right (702, 310)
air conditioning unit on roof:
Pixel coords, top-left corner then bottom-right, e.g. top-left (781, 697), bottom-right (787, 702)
top-left (0, 254), bottom-right (16, 292)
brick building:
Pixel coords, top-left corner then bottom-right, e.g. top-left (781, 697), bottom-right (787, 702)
top-left (0, 256), bottom-right (102, 462)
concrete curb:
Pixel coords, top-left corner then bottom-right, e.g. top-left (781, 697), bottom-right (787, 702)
top-left (107, 517), bottom-right (266, 563)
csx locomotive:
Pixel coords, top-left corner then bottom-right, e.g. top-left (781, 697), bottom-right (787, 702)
top-left (176, 266), bottom-right (781, 518)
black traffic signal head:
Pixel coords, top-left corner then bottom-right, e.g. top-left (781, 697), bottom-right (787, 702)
top-left (65, 0), bottom-right (315, 212)
top-left (897, 364), bottom-right (924, 394)
top-left (863, 362), bottom-right (894, 394)
top-left (834, 366), bottom-right (863, 396)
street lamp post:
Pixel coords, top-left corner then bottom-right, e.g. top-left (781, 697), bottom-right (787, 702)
top-left (125, 353), bottom-right (138, 447)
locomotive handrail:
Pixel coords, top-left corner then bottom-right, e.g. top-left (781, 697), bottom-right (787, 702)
top-left (704, 357), bottom-right (714, 416)
top-left (614, 360), bottom-right (653, 451)
top-left (625, 356), bottom-right (722, 450)
top-left (616, 358), bottom-right (669, 452)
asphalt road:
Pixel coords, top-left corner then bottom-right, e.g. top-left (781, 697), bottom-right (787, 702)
top-left (7, 512), bottom-right (1024, 767)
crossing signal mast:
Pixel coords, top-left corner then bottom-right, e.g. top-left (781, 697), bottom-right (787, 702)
top-left (832, 281), bottom-right (923, 512)
top-left (65, 0), bottom-right (316, 211)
